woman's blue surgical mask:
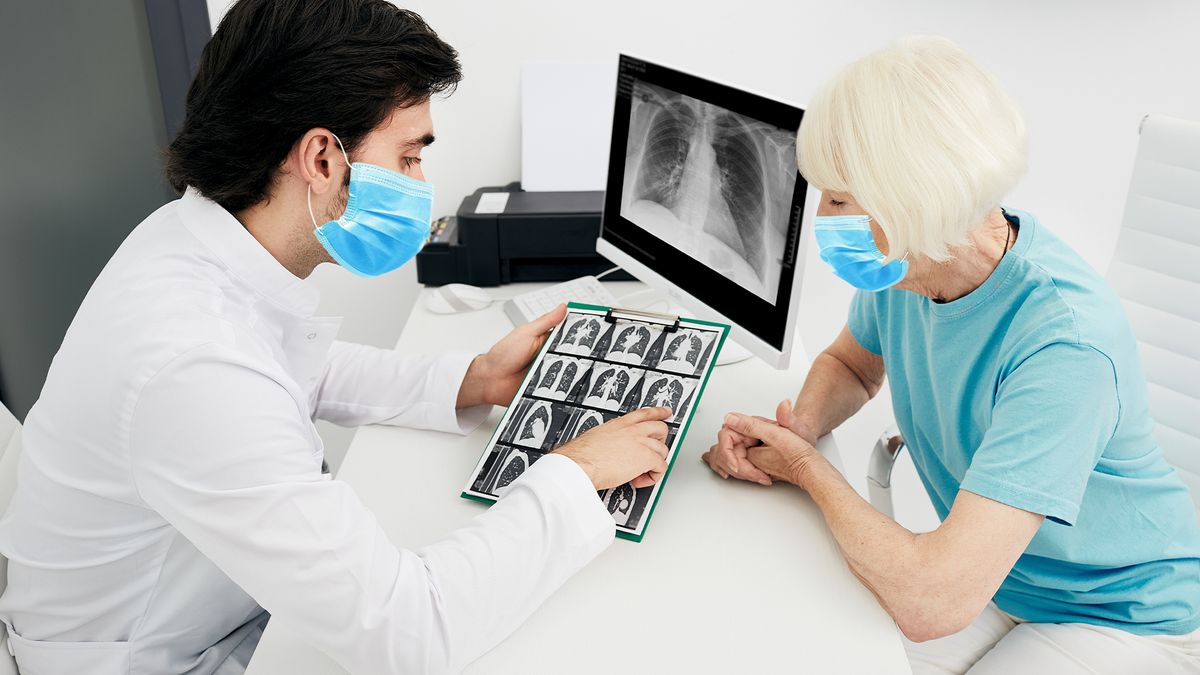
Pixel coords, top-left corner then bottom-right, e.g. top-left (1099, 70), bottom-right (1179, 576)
top-left (308, 134), bottom-right (433, 277)
top-left (813, 214), bottom-right (908, 292)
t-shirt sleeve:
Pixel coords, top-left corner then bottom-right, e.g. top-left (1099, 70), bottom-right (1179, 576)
top-left (961, 342), bottom-right (1120, 526)
top-left (847, 289), bottom-right (882, 355)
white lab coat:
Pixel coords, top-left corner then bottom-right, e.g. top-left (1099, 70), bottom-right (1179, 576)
top-left (0, 188), bottom-right (614, 674)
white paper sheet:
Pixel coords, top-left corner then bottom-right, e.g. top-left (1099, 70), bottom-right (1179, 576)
top-left (520, 61), bottom-right (617, 192)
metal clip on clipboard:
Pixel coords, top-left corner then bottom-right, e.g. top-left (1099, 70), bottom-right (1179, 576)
top-left (603, 307), bottom-right (681, 333)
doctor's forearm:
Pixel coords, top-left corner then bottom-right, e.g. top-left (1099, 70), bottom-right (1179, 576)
top-left (417, 456), bottom-right (613, 672)
top-left (455, 354), bottom-right (489, 409)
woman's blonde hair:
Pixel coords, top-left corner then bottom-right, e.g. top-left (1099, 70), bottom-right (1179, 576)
top-left (797, 36), bottom-right (1027, 262)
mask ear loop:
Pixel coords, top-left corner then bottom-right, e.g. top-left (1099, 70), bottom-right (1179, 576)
top-left (863, 215), bottom-right (910, 265)
top-left (329, 132), bottom-right (351, 167)
top-left (858, 215), bottom-right (899, 263)
top-left (307, 132), bottom-right (354, 228)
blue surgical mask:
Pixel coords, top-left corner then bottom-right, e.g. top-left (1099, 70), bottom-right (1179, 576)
top-left (308, 134), bottom-right (433, 277)
top-left (813, 214), bottom-right (908, 292)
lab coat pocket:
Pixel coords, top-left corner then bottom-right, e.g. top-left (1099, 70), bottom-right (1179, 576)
top-left (6, 623), bottom-right (130, 675)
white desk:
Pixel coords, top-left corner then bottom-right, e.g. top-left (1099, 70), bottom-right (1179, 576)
top-left (247, 282), bottom-right (910, 674)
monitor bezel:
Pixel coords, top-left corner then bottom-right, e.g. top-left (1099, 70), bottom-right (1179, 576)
top-left (598, 53), bottom-right (811, 367)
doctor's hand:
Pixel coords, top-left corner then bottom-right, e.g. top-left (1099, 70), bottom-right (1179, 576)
top-left (702, 399), bottom-right (819, 486)
top-left (553, 407), bottom-right (672, 490)
top-left (457, 304), bottom-right (569, 408)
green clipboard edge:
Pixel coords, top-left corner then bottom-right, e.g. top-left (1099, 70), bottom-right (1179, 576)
top-left (460, 301), bottom-right (732, 543)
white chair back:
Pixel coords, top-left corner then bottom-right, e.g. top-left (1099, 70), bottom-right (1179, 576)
top-left (0, 403), bottom-right (21, 673)
top-left (1108, 114), bottom-right (1200, 509)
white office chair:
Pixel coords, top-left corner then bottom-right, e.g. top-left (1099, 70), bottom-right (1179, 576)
top-left (867, 113), bottom-right (1200, 517)
top-left (0, 404), bottom-right (22, 674)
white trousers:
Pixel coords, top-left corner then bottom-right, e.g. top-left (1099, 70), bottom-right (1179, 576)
top-left (904, 603), bottom-right (1200, 674)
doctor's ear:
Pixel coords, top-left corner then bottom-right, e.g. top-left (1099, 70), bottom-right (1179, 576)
top-left (295, 129), bottom-right (348, 195)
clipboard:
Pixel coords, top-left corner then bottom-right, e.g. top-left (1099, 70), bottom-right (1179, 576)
top-left (461, 302), bottom-right (730, 542)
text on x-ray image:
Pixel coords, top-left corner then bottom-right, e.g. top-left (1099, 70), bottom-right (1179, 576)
top-left (619, 80), bottom-right (798, 304)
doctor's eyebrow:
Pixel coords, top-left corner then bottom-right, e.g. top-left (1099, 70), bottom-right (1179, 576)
top-left (401, 134), bottom-right (436, 150)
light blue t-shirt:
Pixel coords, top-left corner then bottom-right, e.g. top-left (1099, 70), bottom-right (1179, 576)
top-left (848, 208), bottom-right (1200, 635)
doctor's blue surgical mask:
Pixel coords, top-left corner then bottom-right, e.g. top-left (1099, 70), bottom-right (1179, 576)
top-left (308, 133), bottom-right (434, 278)
top-left (813, 214), bottom-right (909, 292)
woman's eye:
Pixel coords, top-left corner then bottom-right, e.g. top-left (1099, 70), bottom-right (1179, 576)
top-left (403, 156), bottom-right (422, 168)
top-left (830, 199), bottom-right (845, 207)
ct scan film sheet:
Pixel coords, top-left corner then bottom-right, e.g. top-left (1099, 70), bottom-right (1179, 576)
top-left (462, 303), bottom-right (730, 541)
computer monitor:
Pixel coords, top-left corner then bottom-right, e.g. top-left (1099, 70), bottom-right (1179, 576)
top-left (597, 54), bottom-right (813, 368)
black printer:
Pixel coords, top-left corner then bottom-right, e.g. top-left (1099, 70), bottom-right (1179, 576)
top-left (415, 182), bottom-right (632, 287)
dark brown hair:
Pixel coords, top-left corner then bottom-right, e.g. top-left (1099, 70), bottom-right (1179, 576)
top-left (165, 0), bottom-right (461, 213)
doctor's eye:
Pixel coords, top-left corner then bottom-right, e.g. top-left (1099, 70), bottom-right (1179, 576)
top-left (403, 156), bottom-right (422, 168)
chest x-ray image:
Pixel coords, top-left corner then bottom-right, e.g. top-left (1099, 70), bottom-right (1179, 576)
top-left (598, 482), bottom-right (654, 530)
top-left (620, 80), bottom-right (798, 304)
top-left (513, 400), bottom-right (553, 449)
top-left (528, 354), bottom-right (590, 401)
top-left (603, 320), bottom-right (664, 365)
top-left (551, 314), bottom-right (605, 356)
top-left (472, 443), bottom-right (544, 498)
top-left (638, 372), bottom-right (697, 424)
top-left (576, 413), bottom-right (604, 435)
top-left (557, 408), bottom-right (612, 446)
top-left (493, 447), bottom-right (531, 496)
top-left (582, 364), bottom-right (645, 412)
top-left (656, 327), bottom-right (719, 376)
top-left (500, 398), bottom-right (575, 451)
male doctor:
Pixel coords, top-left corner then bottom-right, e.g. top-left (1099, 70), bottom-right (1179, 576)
top-left (0, 0), bottom-right (672, 673)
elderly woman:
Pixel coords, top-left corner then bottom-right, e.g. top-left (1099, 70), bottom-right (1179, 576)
top-left (703, 37), bottom-right (1200, 673)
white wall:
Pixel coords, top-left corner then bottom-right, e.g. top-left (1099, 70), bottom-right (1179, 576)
top-left (206, 0), bottom-right (1200, 522)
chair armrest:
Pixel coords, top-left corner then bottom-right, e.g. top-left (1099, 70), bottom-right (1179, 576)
top-left (866, 426), bottom-right (905, 517)
top-left (868, 427), bottom-right (905, 490)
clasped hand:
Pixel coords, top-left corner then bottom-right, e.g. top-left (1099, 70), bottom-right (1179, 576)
top-left (702, 399), bottom-right (820, 488)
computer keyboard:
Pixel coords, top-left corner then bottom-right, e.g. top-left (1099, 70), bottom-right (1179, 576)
top-left (503, 276), bottom-right (619, 326)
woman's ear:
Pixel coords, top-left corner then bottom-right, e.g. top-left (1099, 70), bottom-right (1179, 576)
top-left (868, 218), bottom-right (893, 257)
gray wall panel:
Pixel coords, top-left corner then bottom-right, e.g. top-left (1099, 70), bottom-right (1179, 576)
top-left (0, 0), bottom-right (186, 419)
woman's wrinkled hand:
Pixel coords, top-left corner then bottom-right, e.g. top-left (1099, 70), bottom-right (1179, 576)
top-left (702, 399), bottom-right (819, 487)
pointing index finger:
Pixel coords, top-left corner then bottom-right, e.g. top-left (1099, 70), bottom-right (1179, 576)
top-left (618, 406), bottom-right (672, 426)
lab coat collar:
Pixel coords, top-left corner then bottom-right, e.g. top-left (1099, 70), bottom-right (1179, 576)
top-left (179, 187), bottom-right (321, 317)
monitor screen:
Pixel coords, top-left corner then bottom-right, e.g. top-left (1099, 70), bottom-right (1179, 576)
top-left (600, 55), bottom-right (806, 352)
